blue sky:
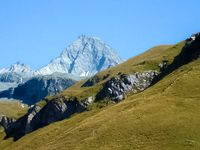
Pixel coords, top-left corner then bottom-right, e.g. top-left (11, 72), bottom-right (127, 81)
top-left (0, 0), bottom-right (200, 69)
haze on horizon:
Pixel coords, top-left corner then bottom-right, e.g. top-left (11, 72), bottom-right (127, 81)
top-left (0, 0), bottom-right (200, 69)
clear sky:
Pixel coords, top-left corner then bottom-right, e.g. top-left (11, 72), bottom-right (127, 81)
top-left (0, 0), bottom-right (200, 69)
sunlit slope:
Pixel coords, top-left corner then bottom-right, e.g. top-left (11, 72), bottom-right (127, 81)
top-left (59, 44), bottom-right (181, 99)
top-left (2, 46), bottom-right (200, 150)
top-left (0, 100), bottom-right (28, 118)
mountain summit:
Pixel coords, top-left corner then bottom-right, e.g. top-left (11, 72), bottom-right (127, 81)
top-left (0, 62), bottom-right (35, 76)
top-left (38, 35), bottom-right (122, 77)
top-left (0, 62), bottom-right (35, 84)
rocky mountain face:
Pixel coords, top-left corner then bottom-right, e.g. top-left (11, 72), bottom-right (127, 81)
top-left (0, 36), bottom-right (122, 80)
top-left (0, 62), bottom-right (35, 84)
top-left (37, 35), bottom-right (122, 77)
top-left (0, 97), bottom-right (93, 140)
top-left (96, 71), bottom-right (158, 102)
top-left (177, 32), bottom-right (200, 66)
top-left (0, 73), bottom-right (24, 84)
top-left (0, 82), bottom-right (18, 92)
top-left (0, 74), bottom-right (76, 105)
top-left (0, 116), bottom-right (16, 136)
top-left (0, 62), bottom-right (35, 77)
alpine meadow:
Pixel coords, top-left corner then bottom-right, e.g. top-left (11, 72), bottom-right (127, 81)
top-left (0, 1), bottom-right (200, 150)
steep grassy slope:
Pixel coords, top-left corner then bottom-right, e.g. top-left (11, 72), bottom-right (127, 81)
top-left (1, 40), bottom-right (199, 150)
top-left (1, 55), bottom-right (199, 150)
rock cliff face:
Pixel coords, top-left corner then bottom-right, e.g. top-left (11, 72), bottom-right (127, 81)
top-left (178, 32), bottom-right (200, 65)
top-left (96, 71), bottom-right (158, 102)
top-left (0, 73), bottom-right (23, 83)
top-left (0, 74), bottom-right (76, 105)
top-left (0, 116), bottom-right (16, 137)
top-left (0, 62), bottom-right (36, 83)
top-left (0, 97), bottom-right (91, 140)
top-left (170, 32), bottom-right (200, 70)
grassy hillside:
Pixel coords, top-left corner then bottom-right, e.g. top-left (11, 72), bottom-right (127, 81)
top-left (1, 50), bottom-right (199, 150)
top-left (0, 99), bottom-right (28, 119)
top-left (1, 40), bottom-right (200, 150)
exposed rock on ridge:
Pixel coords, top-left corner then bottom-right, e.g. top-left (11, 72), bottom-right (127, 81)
top-left (96, 70), bottom-right (158, 102)
top-left (1, 96), bottom-right (91, 140)
top-left (0, 116), bottom-right (16, 137)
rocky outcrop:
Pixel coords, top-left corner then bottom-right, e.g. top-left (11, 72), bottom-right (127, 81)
top-left (169, 32), bottom-right (200, 70)
top-left (181, 32), bottom-right (200, 63)
top-left (39, 98), bottom-right (85, 126)
top-left (96, 70), bottom-right (158, 102)
top-left (2, 96), bottom-right (89, 140)
top-left (0, 116), bottom-right (16, 130)
top-left (1, 69), bottom-right (158, 140)
top-left (164, 33), bottom-right (200, 73)
top-left (0, 116), bottom-right (16, 137)
top-left (152, 32), bottom-right (200, 85)
top-left (0, 74), bottom-right (76, 105)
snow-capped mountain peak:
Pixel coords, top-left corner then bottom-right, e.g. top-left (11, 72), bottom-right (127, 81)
top-left (0, 62), bottom-right (36, 84)
top-left (38, 35), bottom-right (122, 77)
top-left (0, 35), bottom-right (122, 83)
top-left (0, 62), bottom-right (35, 76)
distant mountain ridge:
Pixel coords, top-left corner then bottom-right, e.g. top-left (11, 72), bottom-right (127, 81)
top-left (0, 62), bottom-right (36, 83)
top-left (0, 62), bottom-right (34, 76)
top-left (0, 73), bottom-right (76, 105)
top-left (0, 35), bottom-right (122, 103)
top-left (0, 35), bottom-right (122, 83)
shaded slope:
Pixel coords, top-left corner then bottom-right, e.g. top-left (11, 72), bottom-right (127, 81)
top-left (0, 74), bottom-right (76, 105)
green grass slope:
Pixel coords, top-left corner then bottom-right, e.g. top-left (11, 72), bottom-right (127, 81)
top-left (1, 41), bottom-right (200, 150)
top-left (0, 100), bottom-right (28, 119)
